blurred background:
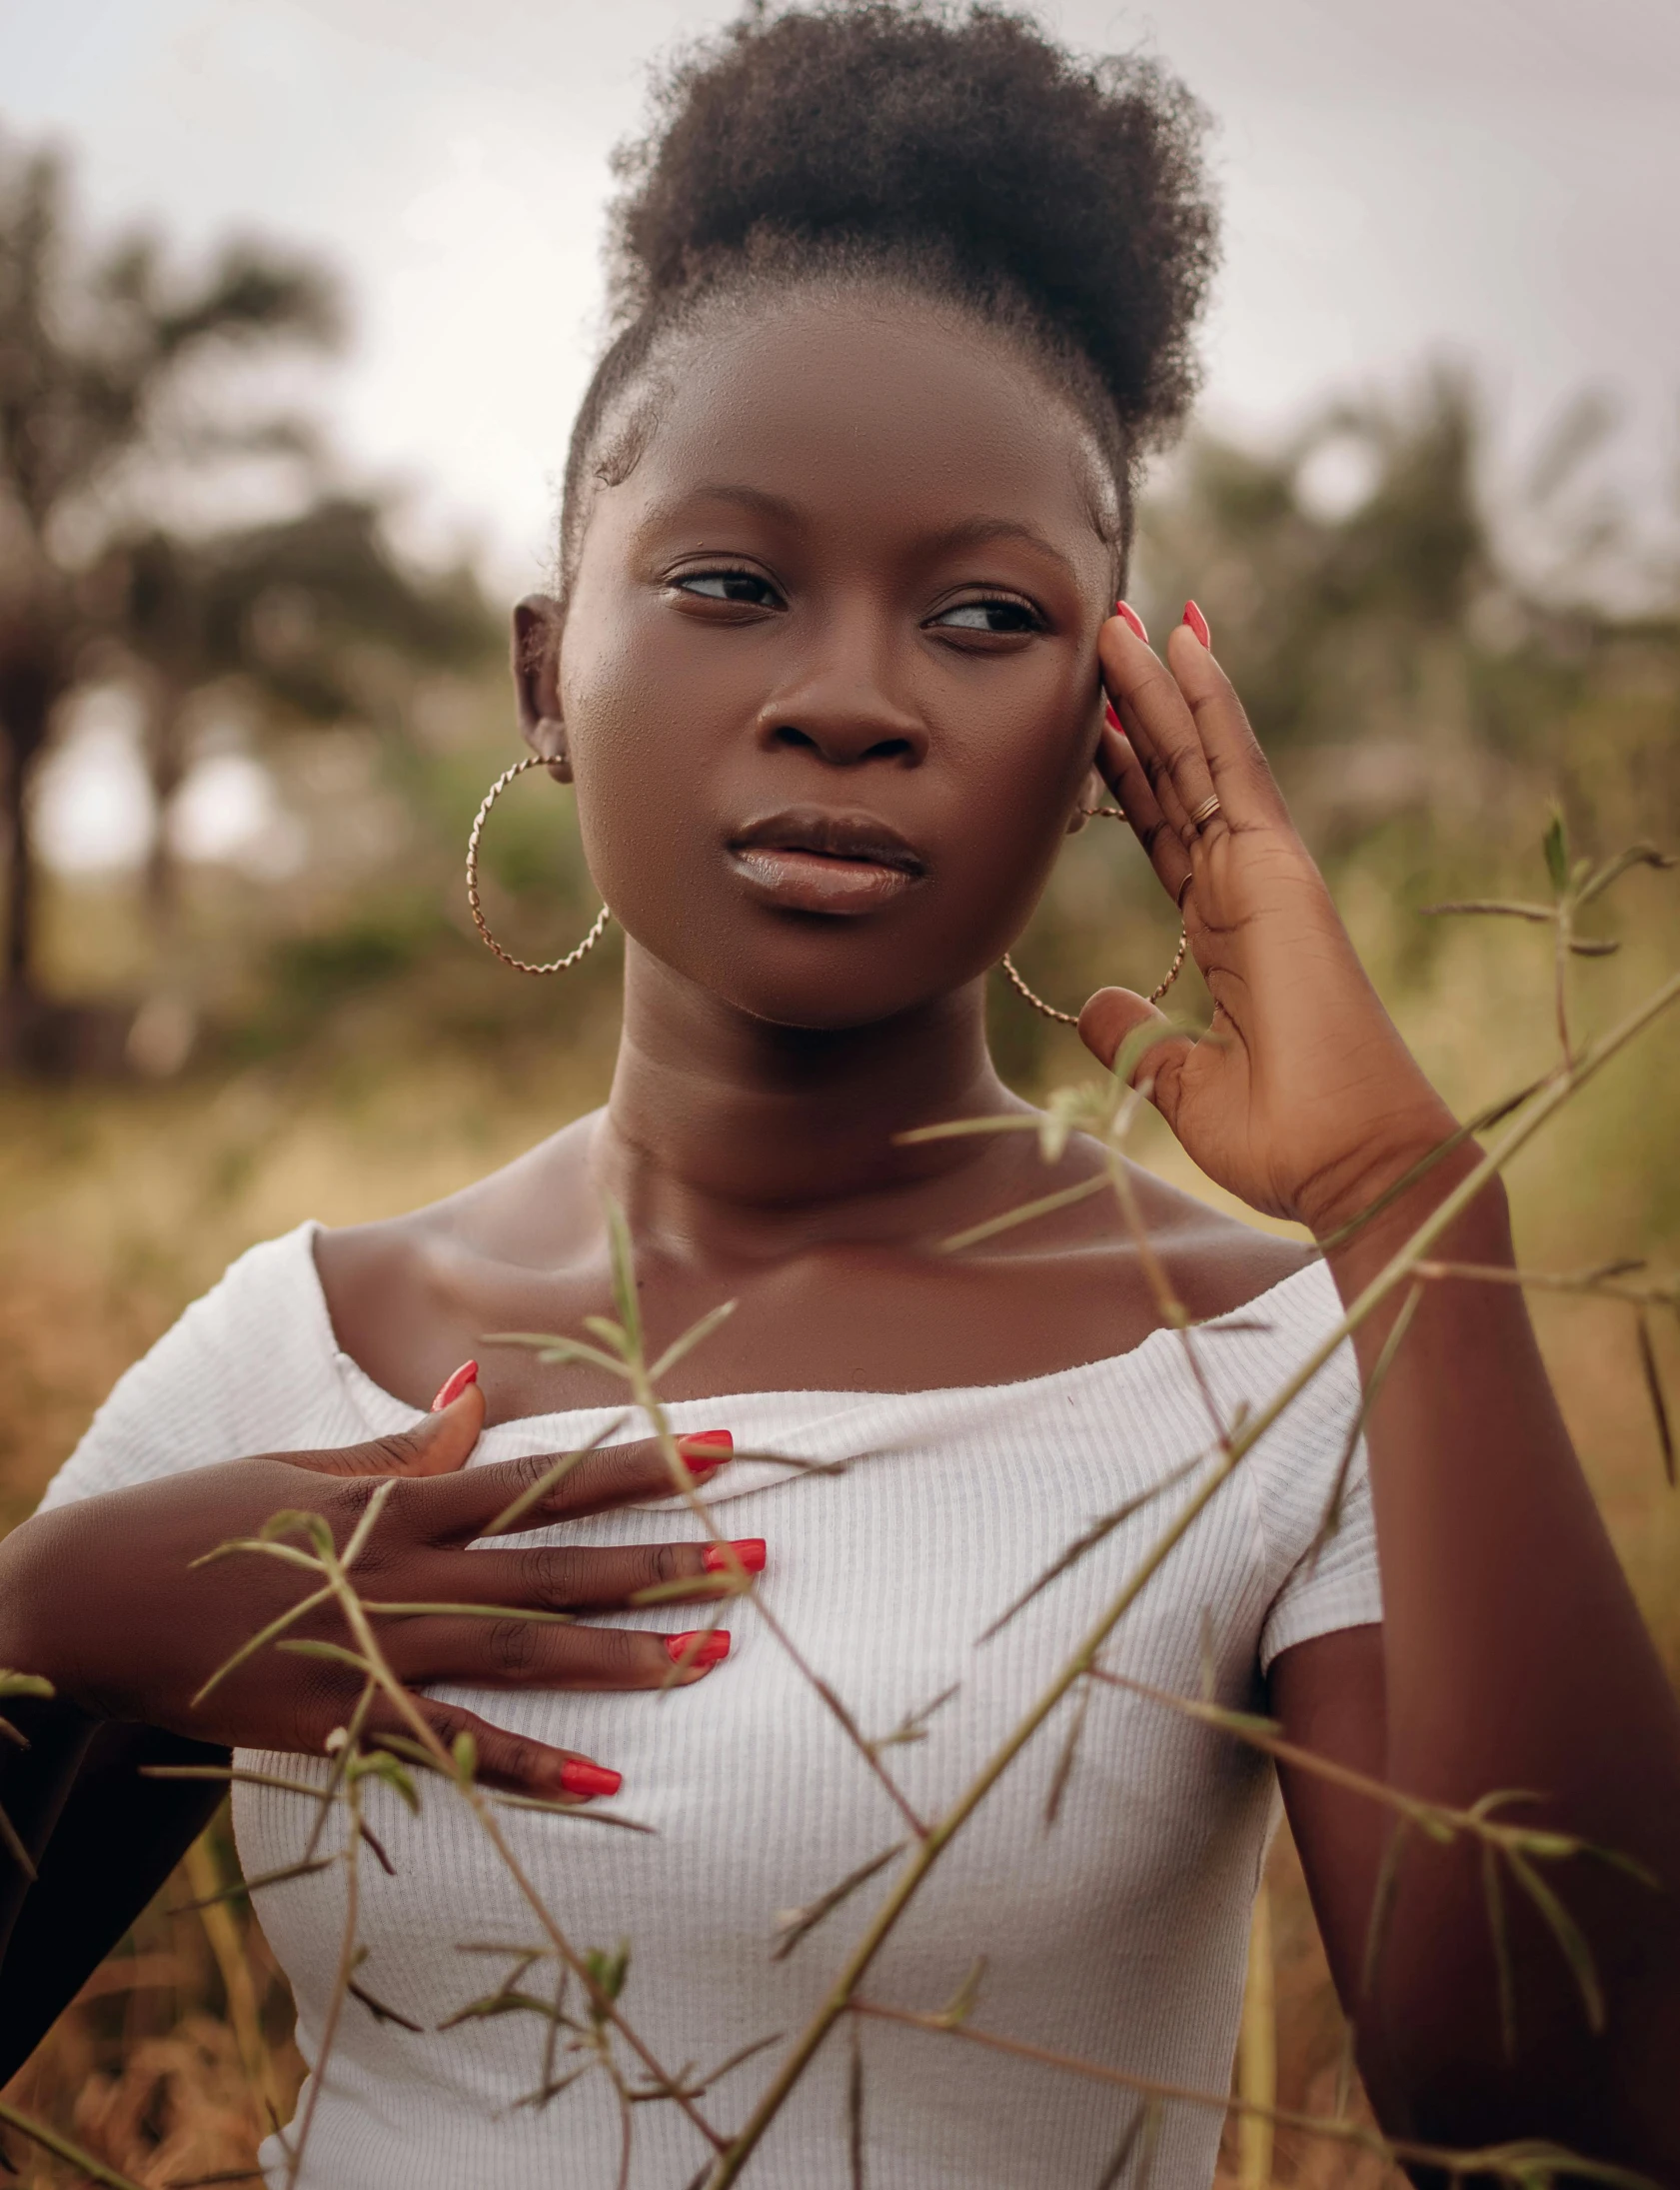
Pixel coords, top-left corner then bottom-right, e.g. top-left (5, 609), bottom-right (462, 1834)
top-left (2, 2), bottom-right (1678, 2183)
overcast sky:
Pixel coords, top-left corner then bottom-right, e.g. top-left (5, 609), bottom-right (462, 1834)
top-left (4, 0), bottom-right (1679, 595)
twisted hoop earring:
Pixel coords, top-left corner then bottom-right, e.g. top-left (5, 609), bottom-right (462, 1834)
top-left (466, 755), bottom-right (612, 976)
top-left (999, 805), bottom-right (1189, 1026)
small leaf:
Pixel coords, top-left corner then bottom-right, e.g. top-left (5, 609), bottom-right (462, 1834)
top-left (1635, 1313), bottom-right (1675, 1485)
top-left (872, 1683), bottom-right (960, 1752)
top-left (1044, 1679), bottom-right (1092, 1829)
top-left (349, 1978), bottom-right (424, 2031)
top-left (1421, 898), bottom-right (1557, 924)
top-left (936, 1956), bottom-right (986, 2029)
top-left (648, 1298), bottom-right (739, 1383)
top-left (604, 1198), bottom-right (643, 1355)
top-left (353, 1749), bottom-right (421, 1813)
top-left (1110, 1014), bottom-right (1196, 1091)
top-left (1543, 805), bottom-right (1570, 895)
top-left (1577, 841), bottom-right (1678, 908)
top-left (584, 1940), bottom-right (631, 2008)
top-left (439, 1988), bottom-right (569, 2030)
top-left (772, 1843), bottom-right (906, 1961)
top-left (1507, 1851), bottom-right (1606, 2032)
top-left (1567, 937), bottom-right (1620, 958)
top-left (937, 1172), bottom-right (1110, 1257)
top-left (0, 1672), bottom-right (54, 1702)
top-left (452, 1731), bottom-right (478, 1783)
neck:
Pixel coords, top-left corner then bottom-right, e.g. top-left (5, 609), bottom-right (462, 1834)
top-left (595, 941), bottom-right (1026, 1250)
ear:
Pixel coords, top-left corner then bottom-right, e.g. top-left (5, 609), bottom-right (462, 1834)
top-left (512, 595), bottom-right (573, 783)
top-left (1065, 766), bottom-right (1106, 835)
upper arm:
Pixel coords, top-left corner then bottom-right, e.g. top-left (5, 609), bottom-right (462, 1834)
top-left (1267, 1621), bottom-right (1389, 2009)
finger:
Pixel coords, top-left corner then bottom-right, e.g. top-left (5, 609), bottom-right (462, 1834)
top-left (1161, 622), bottom-right (1290, 831)
top-left (1097, 721), bottom-right (1192, 908)
top-left (1077, 989), bottom-right (1193, 1130)
top-left (422, 1430), bottom-right (734, 1542)
top-left (382, 1615), bottom-right (732, 1693)
top-left (1099, 616), bottom-right (1221, 849)
top-left (364, 1696), bottom-right (622, 1801)
top-left (394, 1535), bottom-right (767, 1614)
top-left (287, 1381), bottom-right (486, 1480)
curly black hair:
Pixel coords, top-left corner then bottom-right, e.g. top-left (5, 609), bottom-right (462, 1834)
top-left (557, 1), bottom-right (1217, 588)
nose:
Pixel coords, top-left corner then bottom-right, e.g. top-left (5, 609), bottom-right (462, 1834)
top-left (754, 616), bottom-right (928, 770)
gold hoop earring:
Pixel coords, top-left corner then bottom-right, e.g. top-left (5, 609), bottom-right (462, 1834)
top-left (466, 755), bottom-right (612, 976)
top-left (998, 806), bottom-right (1188, 1026)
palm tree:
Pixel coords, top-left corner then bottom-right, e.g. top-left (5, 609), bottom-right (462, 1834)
top-left (0, 130), bottom-right (339, 1051)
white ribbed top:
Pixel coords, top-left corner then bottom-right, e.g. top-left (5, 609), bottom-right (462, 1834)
top-left (45, 1222), bottom-right (1380, 2190)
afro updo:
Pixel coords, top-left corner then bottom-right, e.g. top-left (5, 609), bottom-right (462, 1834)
top-left (558, 1), bottom-right (1218, 584)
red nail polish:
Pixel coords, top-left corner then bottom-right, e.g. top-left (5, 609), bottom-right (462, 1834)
top-left (680, 1429), bottom-right (734, 1476)
top-left (1103, 699), bottom-right (1124, 733)
top-left (665, 1629), bottom-right (732, 1669)
top-left (1114, 600), bottom-right (1148, 644)
top-left (701, 1538), bottom-right (767, 1575)
top-left (431, 1360), bottom-right (479, 1411)
top-left (558, 1757), bottom-right (622, 1800)
top-left (1181, 600), bottom-right (1210, 648)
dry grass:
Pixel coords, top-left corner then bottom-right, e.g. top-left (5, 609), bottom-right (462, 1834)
top-left (0, 890), bottom-right (1674, 2186)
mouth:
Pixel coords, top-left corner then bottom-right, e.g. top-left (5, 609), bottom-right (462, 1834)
top-left (728, 806), bottom-right (927, 917)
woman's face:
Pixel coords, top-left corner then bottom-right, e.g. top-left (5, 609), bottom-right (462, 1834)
top-left (531, 287), bottom-right (1118, 1032)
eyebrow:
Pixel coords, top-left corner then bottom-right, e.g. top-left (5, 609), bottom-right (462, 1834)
top-left (642, 488), bottom-right (1083, 574)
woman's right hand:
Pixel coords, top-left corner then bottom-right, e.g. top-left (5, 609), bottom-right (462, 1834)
top-left (0, 1385), bottom-right (748, 1800)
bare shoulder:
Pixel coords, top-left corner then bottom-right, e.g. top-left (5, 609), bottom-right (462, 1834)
top-left (1049, 1131), bottom-right (1317, 1325)
top-left (312, 1113), bottom-right (603, 1353)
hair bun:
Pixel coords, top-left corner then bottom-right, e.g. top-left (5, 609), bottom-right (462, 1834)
top-left (610, 1), bottom-right (1217, 446)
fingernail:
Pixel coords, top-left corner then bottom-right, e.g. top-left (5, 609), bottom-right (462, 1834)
top-left (558, 1757), bottom-right (622, 1800)
top-left (680, 1429), bottom-right (734, 1476)
top-left (701, 1538), bottom-right (767, 1575)
top-left (431, 1360), bottom-right (478, 1411)
top-left (1103, 699), bottom-right (1124, 733)
top-left (1114, 600), bottom-right (1148, 644)
top-left (665, 1629), bottom-right (732, 1669)
top-left (1181, 600), bottom-right (1210, 648)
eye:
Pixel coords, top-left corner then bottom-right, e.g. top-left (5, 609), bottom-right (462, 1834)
top-left (927, 597), bottom-right (1044, 636)
top-left (672, 569), bottom-right (784, 608)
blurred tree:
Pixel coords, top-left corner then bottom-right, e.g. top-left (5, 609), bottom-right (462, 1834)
top-left (0, 130), bottom-right (339, 1052)
top-left (104, 501), bottom-right (496, 933)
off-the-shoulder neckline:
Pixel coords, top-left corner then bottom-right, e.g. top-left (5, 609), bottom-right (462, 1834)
top-left (288, 1219), bottom-right (1336, 1430)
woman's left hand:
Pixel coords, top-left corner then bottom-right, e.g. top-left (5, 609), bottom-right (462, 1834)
top-left (1081, 608), bottom-right (1460, 1237)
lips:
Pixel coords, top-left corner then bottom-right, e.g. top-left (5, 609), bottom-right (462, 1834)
top-left (728, 806), bottom-right (927, 917)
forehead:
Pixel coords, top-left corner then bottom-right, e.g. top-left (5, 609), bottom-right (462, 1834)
top-left (591, 287), bottom-right (1118, 572)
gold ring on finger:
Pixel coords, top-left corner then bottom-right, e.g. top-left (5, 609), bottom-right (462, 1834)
top-left (1188, 793), bottom-right (1223, 831)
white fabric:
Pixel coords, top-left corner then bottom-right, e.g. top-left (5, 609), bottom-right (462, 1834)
top-left (44, 1221), bottom-right (1382, 2189)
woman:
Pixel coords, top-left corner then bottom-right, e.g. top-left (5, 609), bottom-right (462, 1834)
top-left (3, 7), bottom-right (1677, 2185)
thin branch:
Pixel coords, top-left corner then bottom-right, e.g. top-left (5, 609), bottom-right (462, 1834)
top-left (842, 2003), bottom-right (1654, 2189)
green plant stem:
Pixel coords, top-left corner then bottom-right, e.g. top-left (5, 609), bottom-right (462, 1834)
top-left (705, 966), bottom-right (1680, 2186)
top-left (302, 1532), bottom-right (728, 2152)
top-left (285, 1771), bottom-right (363, 2189)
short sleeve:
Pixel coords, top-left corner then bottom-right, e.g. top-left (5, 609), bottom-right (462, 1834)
top-left (1242, 1263), bottom-right (1384, 1673)
top-left (37, 1222), bottom-right (357, 1513)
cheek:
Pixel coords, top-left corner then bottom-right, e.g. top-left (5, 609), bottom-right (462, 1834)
top-left (559, 607), bottom-right (736, 930)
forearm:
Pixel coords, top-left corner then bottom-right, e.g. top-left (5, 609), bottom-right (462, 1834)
top-left (1323, 1158), bottom-right (1680, 2165)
